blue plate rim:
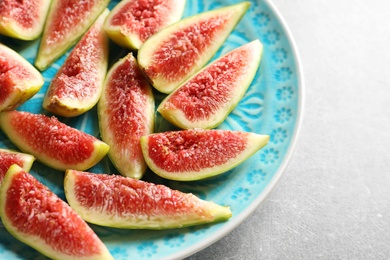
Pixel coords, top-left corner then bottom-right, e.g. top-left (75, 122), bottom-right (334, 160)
top-left (165, 0), bottom-right (305, 258)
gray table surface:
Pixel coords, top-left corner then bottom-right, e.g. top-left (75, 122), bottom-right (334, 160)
top-left (187, 0), bottom-right (390, 259)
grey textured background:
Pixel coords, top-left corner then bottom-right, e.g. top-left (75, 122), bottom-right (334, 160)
top-left (186, 0), bottom-right (390, 259)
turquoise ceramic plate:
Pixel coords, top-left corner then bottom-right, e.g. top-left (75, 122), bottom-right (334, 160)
top-left (0, 0), bottom-right (303, 259)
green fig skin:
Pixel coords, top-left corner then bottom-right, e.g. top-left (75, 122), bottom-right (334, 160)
top-left (64, 169), bottom-right (232, 229)
top-left (140, 129), bottom-right (270, 181)
top-left (0, 149), bottom-right (35, 184)
top-left (0, 111), bottom-right (109, 171)
top-left (0, 165), bottom-right (114, 260)
top-left (98, 52), bottom-right (155, 179)
top-left (138, 2), bottom-right (250, 94)
top-left (0, 43), bottom-right (44, 112)
top-left (42, 9), bottom-right (110, 117)
top-left (158, 40), bottom-right (263, 129)
top-left (0, 0), bottom-right (51, 40)
top-left (104, 0), bottom-right (186, 50)
top-left (35, 0), bottom-right (110, 70)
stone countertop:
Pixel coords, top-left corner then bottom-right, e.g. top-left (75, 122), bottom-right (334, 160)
top-left (186, 0), bottom-right (390, 259)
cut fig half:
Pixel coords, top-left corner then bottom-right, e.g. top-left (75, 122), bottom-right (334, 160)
top-left (98, 52), bottom-right (154, 179)
top-left (43, 9), bottom-right (110, 117)
top-left (104, 0), bottom-right (186, 50)
top-left (0, 43), bottom-right (44, 111)
top-left (158, 40), bottom-right (263, 129)
top-left (35, 0), bottom-right (110, 70)
top-left (138, 1), bottom-right (250, 93)
top-left (0, 165), bottom-right (113, 260)
top-left (0, 148), bottom-right (35, 184)
top-left (0, 0), bottom-right (51, 40)
top-left (64, 170), bottom-right (232, 229)
top-left (0, 111), bottom-right (109, 171)
top-left (140, 129), bottom-right (270, 181)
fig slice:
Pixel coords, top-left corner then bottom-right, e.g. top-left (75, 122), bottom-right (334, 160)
top-left (0, 148), bottom-right (35, 184)
top-left (0, 164), bottom-right (113, 260)
top-left (137, 2), bottom-right (250, 94)
top-left (0, 111), bottom-right (109, 171)
top-left (0, 43), bottom-right (44, 111)
top-left (43, 9), bottom-right (110, 117)
top-left (104, 0), bottom-right (186, 50)
top-left (0, 0), bottom-right (51, 40)
top-left (64, 169), bottom-right (232, 229)
top-left (98, 52), bottom-right (154, 179)
top-left (158, 40), bottom-right (263, 129)
top-left (141, 129), bottom-right (270, 181)
top-left (35, 0), bottom-right (110, 70)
